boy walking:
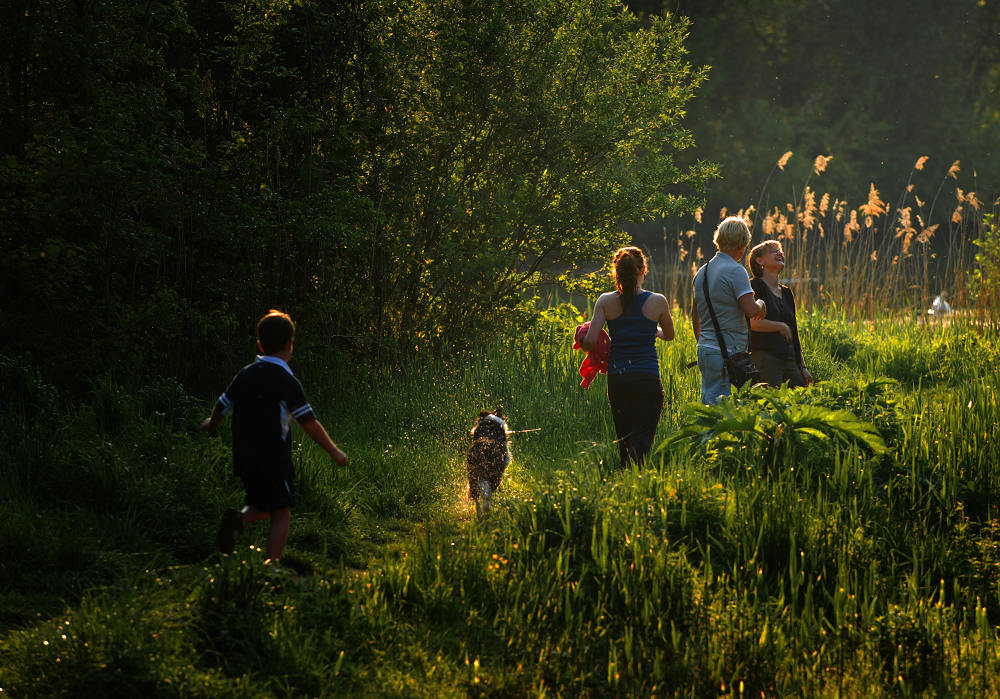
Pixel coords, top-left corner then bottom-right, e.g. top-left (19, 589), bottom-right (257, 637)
top-left (202, 309), bottom-right (348, 561)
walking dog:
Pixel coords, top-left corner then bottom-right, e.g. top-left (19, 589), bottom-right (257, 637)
top-left (465, 408), bottom-right (511, 514)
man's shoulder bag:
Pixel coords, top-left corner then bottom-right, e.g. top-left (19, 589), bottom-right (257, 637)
top-left (702, 262), bottom-right (761, 389)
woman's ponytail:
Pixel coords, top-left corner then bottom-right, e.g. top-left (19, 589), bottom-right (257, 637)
top-left (612, 247), bottom-right (648, 313)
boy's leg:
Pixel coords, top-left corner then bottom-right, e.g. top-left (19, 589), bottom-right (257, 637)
top-left (217, 508), bottom-right (245, 554)
top-left (231, 477), bottom-right (294, 559)
top-left (265, 507), bottom-right (291, 561)
top-left (242, 506), bottom-right (270, 526)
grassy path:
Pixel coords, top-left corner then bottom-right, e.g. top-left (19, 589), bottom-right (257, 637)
top-left (5, 311), bottom-right (1000, 696)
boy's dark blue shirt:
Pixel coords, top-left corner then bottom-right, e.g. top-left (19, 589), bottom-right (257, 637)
top-left (216, 356), bottom-right (315, 482)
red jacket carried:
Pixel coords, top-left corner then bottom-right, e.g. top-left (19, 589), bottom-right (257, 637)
top-left (573, 322), bottom-right (611, 389)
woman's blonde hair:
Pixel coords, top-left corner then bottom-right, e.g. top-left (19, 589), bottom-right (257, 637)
top-left (748, 240), bottom-right (782, 278)
top-left (713, 216), bottom-right (752, 253)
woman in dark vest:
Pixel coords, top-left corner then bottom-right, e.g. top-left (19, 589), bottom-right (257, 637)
top-left (746, 240), bottom-right (813, 387)
top-left (581, 246), bottom-right (674, 468)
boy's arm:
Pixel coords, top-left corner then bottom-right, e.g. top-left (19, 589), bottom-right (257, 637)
top-left (300, 418), bottom-right (349, 466)
top-left (201, 405), bottom-right (226, 432)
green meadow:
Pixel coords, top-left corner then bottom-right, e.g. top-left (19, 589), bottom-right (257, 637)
top-left (3, 306), bottom-right (1000, 697)
top-left (4, 0), bottom-right (1000, 695)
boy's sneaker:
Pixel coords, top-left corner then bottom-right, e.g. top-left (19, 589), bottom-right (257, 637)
top-left (217, 509), bottom-right (244, 554)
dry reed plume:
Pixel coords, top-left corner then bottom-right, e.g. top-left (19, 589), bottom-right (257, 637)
top-left (658, 152), bottom-right (998, 323)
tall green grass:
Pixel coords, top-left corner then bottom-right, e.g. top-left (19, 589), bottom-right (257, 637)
top-left (3, 311), bottom-right (1000, 696)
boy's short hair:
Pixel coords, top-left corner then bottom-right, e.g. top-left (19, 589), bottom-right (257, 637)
top-left (257, 310), bottom-right (295, 354)
top-left (713, 216), bottom-right (752, 253)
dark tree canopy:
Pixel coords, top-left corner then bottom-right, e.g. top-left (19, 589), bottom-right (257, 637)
top-left (0, 0), bottom-right (712, 388)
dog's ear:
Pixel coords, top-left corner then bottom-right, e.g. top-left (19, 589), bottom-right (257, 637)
top-left (494, 406), bottom-right (504, 418)
top-left (477, 410), bottom-right (489, 419)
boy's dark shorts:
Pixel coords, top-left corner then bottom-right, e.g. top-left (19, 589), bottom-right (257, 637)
top-left (240, 476), bottom-right (295, 512)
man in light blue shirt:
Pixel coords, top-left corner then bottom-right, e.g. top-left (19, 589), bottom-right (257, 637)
top-left (692, 217), bottom-right (767, 404)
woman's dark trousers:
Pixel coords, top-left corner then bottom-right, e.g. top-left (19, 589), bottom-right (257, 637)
top-left (607, 372), bottom-right (664, 469)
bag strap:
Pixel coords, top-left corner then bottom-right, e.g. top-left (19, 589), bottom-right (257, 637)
top-left (701, 259), bottom-right (752, 360)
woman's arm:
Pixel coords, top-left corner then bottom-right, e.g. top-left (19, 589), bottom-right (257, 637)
top-left (738, 292), bottom-right (767, 320)
top-left (581, 296), bottom-right (608, 352)
top-left (690, 297), bottom-right (701, 341)
top-left (750, 317), bottom-right (793, 341)
top-left (653, 294), bottom-right (674, 341)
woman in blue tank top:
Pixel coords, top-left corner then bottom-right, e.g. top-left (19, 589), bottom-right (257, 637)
top-left (581, 246), bottom-right (675, 468)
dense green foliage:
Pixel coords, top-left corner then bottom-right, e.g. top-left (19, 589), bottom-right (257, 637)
top-left (3, 312), bottom-right (1000, 696)
top-left (972, 214), bottom-right (1000, 315)
top-left (0, 0), bottom-right (712, 388)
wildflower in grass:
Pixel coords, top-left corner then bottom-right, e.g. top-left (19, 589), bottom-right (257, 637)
top-left (777, 150), bottom-right (793, 170)
top-left (916, 195), bottom-right (925, 208)
top-left (695, 207), bottom-right (703, 223)
top-left (952, 205), bottom-right (964, 224)
top-left (966, 191), bottom-right (982, 210)
top-left (813, 154), bottom-right (833, 175)
top-left (948, 159), bottom-right (961, 179)
top-left (915, 155), bottom-right (929, 170)
top-left (819, 192), bottom-right (830, 216)
top-left (917, 224), bottom-right (938, 244)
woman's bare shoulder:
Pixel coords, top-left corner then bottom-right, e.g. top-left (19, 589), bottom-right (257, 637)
top-left (645, 291), bottom-right (669, 307)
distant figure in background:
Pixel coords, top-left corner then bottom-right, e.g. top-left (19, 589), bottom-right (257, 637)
top-left (929, 292), bottom-right (951, 317)
top-left (692, 217), bottom-right (768, 404)
top-left (746, 240), bottom-right (813, 388)
top-left (581, 246), bottom-right (674, 468)
top-left (202, 310), bottom-right (348, 562)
